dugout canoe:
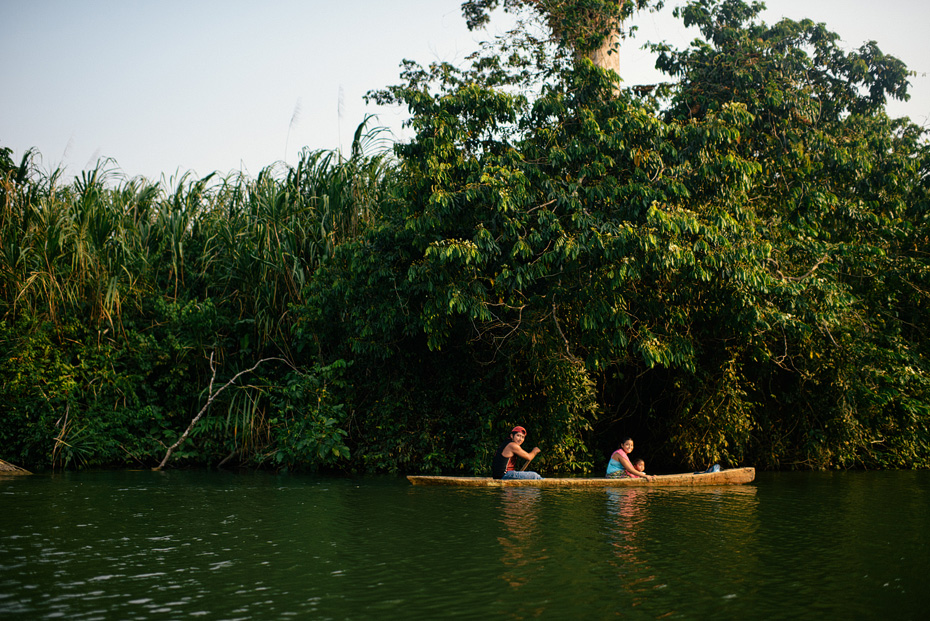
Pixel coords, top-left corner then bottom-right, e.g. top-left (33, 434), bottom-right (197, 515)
top-left (408, 467), bottom-right (754, 487)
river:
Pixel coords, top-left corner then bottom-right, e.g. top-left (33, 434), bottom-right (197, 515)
top-left (1, 469), bottom-right (927, 619)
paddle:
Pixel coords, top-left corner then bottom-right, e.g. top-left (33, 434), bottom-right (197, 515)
top-left (520, 447), bottom-right (539, 471)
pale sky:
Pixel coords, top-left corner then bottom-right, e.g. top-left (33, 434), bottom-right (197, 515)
top-left (2, 0), bottom-right (928, 181)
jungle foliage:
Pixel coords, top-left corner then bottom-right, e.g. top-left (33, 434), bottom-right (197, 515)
top-left (2, 0), bottom-right (928, 472)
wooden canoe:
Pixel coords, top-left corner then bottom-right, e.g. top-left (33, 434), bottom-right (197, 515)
top-left (408, 467), bottom-right (755, 487)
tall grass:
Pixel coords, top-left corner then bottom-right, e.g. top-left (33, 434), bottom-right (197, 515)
top-left (1, 120), bottom-right (396, 340)
top-left (0, 121), bottom-right (397, 469)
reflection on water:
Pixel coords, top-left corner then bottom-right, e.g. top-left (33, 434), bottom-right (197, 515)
top-left (1, 471), bottom-right (927, 619)
top-left (497, 488), bottom-right (541, 591)
top-left (495, 488), bottom-right (549, 618)
top-left (604, 488), bottom-right (659, 597)
top-left (599, 485), bottom-right (761, 618)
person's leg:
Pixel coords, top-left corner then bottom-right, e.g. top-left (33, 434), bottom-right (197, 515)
top-left (502, 470), bottom-right (543, 480)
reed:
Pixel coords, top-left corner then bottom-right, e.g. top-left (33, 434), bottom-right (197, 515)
top-left (1, 122), bottom-right (398, 469)
top-left (2, 120), bottom-right (396, 336)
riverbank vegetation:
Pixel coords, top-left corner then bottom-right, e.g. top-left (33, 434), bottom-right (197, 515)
top-left (3, 0), bottom-right (928, 473)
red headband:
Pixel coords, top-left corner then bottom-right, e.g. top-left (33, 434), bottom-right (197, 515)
top-left (511, 426), bottom-right (527, 435)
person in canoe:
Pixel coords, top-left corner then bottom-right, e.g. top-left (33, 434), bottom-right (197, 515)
top-left (606, 437), bottom-right (653, 480)
top-left (492, 426), bottom-right (542, 480)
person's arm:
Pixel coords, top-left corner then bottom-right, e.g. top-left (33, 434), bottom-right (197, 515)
top-left (504, 443), bottom-right (541, 462)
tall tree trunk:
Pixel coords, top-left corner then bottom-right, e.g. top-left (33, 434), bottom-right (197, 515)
top-left (583, 26), bottom-right (619, 74)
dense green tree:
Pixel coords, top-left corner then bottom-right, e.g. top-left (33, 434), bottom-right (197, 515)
top-left (649, 0), bottom-right (930, 467)
top-left (2, 0), bottom-right (928, 472)
top-left (462, 0), bottom-right (662, 74)
top-left (326, 0), bottom-right (929, 471)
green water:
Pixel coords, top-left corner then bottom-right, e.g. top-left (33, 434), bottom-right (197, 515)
top-left (1, 470), bottom-right (928, 619)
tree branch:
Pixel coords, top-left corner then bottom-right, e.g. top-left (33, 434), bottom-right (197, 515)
top-left (153, 354), bottom-right (284, 471)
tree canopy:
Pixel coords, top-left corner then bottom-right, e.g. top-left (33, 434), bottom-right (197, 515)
top-left (346, 0), bottom-right (929, 470)
top-left (462, 0), bottom-right (662, 66)
top-left (2, 0), bottom-right (928, 472)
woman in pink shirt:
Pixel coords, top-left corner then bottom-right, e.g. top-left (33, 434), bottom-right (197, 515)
top-left (606, 437), bottom-right (653, 480)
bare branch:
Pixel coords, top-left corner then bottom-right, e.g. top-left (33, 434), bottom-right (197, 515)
top-left (787, 255), bottom-right (829, 282)
top-left (153, 355), bottom-right (285, 471)
top-left (0, 458), bottom-right (31, 475)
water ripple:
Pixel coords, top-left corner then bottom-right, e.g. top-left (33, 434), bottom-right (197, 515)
top-left (1, 470), bottom-right (928, 619)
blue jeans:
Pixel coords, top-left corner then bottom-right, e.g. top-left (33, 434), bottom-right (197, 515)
top-left (502, 470), bottom-right (543, 480)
